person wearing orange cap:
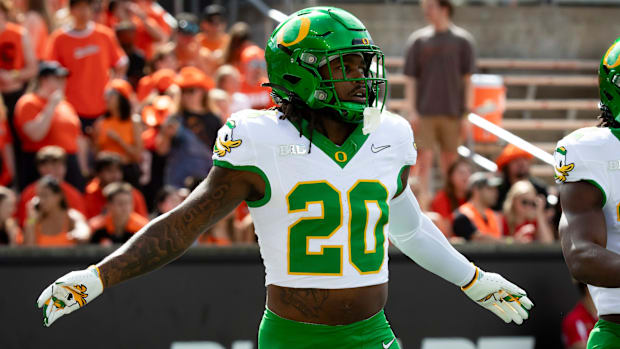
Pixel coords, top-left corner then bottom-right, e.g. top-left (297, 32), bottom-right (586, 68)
top-left (175, 66), bottom-right (220, 150)
top-left (93, 78), bottom-right (143, 188)
top-left (151, 66), bottom-right (220, 188)
top-left (14, 61), bottom-right (88, 191)
top-left (137, 66), bottom-right (177, 102)
top-left (140, 93), bottom-right (174, 208)
top-left (493, 143), bottom-right (548, 211)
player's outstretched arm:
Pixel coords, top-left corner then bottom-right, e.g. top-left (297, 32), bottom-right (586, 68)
top-left (36, 166), bottom-right (264, 326)
top-left (559, 181), bottom-right (620, 287)
top-left (388, 169), bottom-right (533, 324)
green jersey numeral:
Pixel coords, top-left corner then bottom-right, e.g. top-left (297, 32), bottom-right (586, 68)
top-left (287, 181), bottom-right (389, 275)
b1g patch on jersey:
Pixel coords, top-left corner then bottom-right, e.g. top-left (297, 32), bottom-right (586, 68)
top-left (214, 120), bottom-right (242, 157)
top-left (554, 146), bottom-right (575, 183)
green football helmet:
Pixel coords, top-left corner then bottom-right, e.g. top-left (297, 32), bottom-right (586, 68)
top-left (600, 37), bottom-right (620, 122)
top-left (265, 7), bottom-right (387, 123)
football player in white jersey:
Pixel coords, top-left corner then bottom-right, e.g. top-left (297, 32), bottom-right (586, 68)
top-left (558, 37), bottom-right (620, 348)
top-left (37, 7), bottom-right (532, 348)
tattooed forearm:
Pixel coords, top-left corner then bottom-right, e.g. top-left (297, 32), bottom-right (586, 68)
top-left (97, 168), bottom-right (250, 288)
top-left (280, 288), bottom-right (330, 319)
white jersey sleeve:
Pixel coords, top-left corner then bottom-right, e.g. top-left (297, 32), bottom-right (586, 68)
top-left (554, 127), bottom-right (611, 205)
top-left (212, 112), bottom-right (255, 168)
top-left (383, 110), bottom-right (417, 166)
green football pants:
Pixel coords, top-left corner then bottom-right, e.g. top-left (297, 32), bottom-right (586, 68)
top-left (588, 319), bottom-right (620, 348)
top-left (258, 308), bottom-right (400, 349)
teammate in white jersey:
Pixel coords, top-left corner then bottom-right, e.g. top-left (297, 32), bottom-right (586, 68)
top-left (37, 7), bottom-right (532, 348)
top-left (558, 36), bottom-right (620, 348)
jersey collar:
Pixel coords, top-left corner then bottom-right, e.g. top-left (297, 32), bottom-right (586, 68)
top-left (288, 118), bottom-right (369, 169)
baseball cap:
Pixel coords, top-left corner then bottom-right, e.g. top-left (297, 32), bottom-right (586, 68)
top-left (106, 79), bottom-right (134, 101)
top-left (203, 4), bottom-right (225, 21)
top-left (176, 13), bottom-right (199, 35)
top-left (38, 61), bottom-right (69, 78)
top-left (176, 66), bottom-right (214, 91)
top-left (495, 144), bottom-right (534, 170)
top-left (467, 172), bottom-right (502, 191)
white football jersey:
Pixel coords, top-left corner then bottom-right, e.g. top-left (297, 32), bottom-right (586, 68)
top-left (213, 109), bottom-right (417, 289)
top-left (555, 126), bottom-right (620, 315)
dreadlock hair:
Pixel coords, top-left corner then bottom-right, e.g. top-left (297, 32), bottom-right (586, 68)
top-left (276, 94), bottom-right (344, 154)
top-left (598, 103), bottom-right (620, 128)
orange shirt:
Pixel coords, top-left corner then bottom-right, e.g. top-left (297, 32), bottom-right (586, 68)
top-left (46, 22), bottom-right (127, 117)
top-left (17, 181), bottom-right (86, 226)
top-left (196, 32), bottom-right (229, 52)
top-left (457, 202), bottom-right (502, 239)
top-left (14, 93), bottom-right (82, 153)
top-left (84, 178), bottom-right (148, 219)
top-left (95, 116), bottom-right (136, 161)
top-left (35, 215), bottom-right (74, 247)
top-left (0, 22), bottom-right (26, 70)
top-left (89, 211), bottom-right (148, 244)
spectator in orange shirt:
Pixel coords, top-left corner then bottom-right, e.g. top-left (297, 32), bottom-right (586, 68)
top-left (89, 181), bottom-right (148, 245)
top-left (197, 4), bottom-right (228, 53)
top-left (23, 0), bottom-right (53, 61)
top-left (0, 0), bottom-right (37, 181)
top-left (0, 96), bottom-right (15, 186)
top-left (174, 12), bottom-right (216, 75)
top-left (22, 175), bottom-right (90, 246)
top-left (16, 145), bottom-right (86, 226)
top-left (94, 78), bottom-right (143, 188)
top-left (222, 22), bottom-right (273, 109)
top-left (84, 151), bottom-right (147, 218)
top-left (106, 0), bottom-right (163, 60)
top-left (46, 0), bottom-right (128, 133)
top-left (0, 185), bottom-right (20, 245)
top-left (14, 61), bottom-right (88, 191)
top-left (175, 66), bottom-right (220, 149)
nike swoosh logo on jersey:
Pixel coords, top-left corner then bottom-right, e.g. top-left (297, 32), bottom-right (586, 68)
top-left (383, 337), bottom-right (396, 348)
top-left (371, 144), bottom-right (391, 153)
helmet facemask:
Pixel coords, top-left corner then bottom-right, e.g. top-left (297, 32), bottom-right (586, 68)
top-left (311, 48), bottom-right (387, 123)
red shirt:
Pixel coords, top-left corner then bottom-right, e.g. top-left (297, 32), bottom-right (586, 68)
top-left (84, 178), bottom-right (148, 219)
top-left (14, 93), bottom-right (82, 153)
top-left (17, 180), bottom-right (86, 226)
top-left (562, 301), bottom-right (597, 347)
top-left (430, 190), bottom-right (466, 223)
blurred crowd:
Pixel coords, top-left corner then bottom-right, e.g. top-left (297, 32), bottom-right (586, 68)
top-left (0, 0), bottom-right (560, 248)
top-left (0, 0), bottom-right (268, 247)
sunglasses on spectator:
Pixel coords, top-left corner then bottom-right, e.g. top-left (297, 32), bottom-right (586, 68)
top-left (181, 88), bottom-right (200, 94)
top-left (520, 199), bottom-right (536, 207)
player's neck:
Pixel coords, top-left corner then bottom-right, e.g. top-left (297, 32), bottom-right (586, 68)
top-left (317, 117), bottom-right (356, 146)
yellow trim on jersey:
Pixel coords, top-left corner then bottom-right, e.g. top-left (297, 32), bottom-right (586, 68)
top-left (286, 181), bottom-right (344, 276)
top-left (347, 179), bottom-right (389, 275)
